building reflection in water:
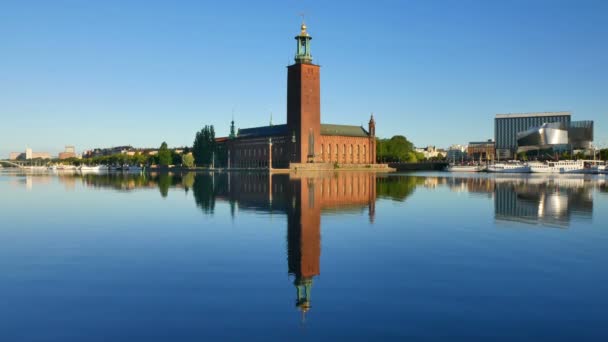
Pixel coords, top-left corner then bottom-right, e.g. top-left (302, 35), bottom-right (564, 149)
top-left (41, 171), bottom-right (602, 316)
top-left (494, 177), bottom-right (593, 227)
top-left (203, 172), bottom-right (378, 319)
top-left (398, 175), bottom-right (595, 227)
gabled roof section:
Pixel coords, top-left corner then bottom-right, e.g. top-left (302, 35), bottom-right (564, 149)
top-left (237, 124), bottom-right (288, 139)
top-left (321, 124), bottom-right (370, 137)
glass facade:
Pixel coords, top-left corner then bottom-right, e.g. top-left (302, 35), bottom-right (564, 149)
top-left (495, 113), bottom-right (571, 155)
top-left (515, 120), bottom-right (594, 153)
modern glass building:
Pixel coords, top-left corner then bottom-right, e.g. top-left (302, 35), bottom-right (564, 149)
top-left (494, 112), bottom-right (571, 159)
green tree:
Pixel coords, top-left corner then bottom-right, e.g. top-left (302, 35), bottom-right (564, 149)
top-left (376, 135), bottom-right (416, 162)
top-left (171, 150), bottom-right (182, 166)
top-left (517, 152), bottom-right (528, 161)
top-left (182, 153), bottom-right (195, 168)
top-left (193, 125), bottom-right (216, 166)
top-left (158, 142), bottom-right (172, 166)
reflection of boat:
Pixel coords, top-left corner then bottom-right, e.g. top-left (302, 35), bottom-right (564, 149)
top-left (487, 162), bottom-right (530, 173)
top-left (447, 164), bottom-right (485, 172)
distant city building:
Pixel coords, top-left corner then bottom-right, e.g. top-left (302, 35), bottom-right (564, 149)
top-left (59, 145), bottom-right (77, 160)
top-left (467, 140), bottom-right (495, 161)
top-left (495, 112), bottom-right (571, 159)
top-left (81, 146), bottom-right (185, 158)
top-left (9, 148), bottom-right (51, 160)
top-left (447, 144), bottom-right (467, 161)
top-left (415, 146), bottom-right (443, 159)
top-left (83, 145), bottom-right (135, 158)
top-left (516, 120), bottom-right (594, 154)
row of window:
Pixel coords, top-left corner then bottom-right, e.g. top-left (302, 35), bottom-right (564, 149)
top-left (320, 144), bottom-right (367, 156)
top-left (237, 147), bottom-right (285, 158)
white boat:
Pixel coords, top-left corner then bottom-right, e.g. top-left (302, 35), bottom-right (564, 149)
top-left (55, 165), bottom-right (76, 171)
top-left (487, 162), bottom-right (530, 173)
top-left (529, 160), bottom-right (589, 174)
top-left (79, 165), bottom-right (109, 172)
top-left (598, 165), bottom-right (608, 174)
top-left (447, 164), bottom-right (485, 172)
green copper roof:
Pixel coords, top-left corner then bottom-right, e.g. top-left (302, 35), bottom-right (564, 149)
top-left (321, 124), bottom-right (370, 137)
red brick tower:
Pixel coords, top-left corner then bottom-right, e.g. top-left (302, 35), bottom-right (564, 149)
top-left (369, 114), bottom-right (376, 164)
top-left (287, 23), bottom-right (321, 164)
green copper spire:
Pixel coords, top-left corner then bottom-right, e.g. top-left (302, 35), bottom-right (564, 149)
top-left (229, 118), bottom-right (236, 139)
top-left (294, 23), bottom-right (313, 64)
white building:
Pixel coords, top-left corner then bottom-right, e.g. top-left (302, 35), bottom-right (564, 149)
top-left (415, 146), bottom-right (444, 159)
top-left (447, 144), bottom-right (468, 162)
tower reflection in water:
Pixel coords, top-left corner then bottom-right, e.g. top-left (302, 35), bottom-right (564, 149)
top-left (194, 172), bottom-right (378, 318)
top-left (50, 172), bottom-right (601, 317)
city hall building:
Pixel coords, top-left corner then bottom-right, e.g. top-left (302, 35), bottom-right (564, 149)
top-left (219, 23), bottom-right (377, 169)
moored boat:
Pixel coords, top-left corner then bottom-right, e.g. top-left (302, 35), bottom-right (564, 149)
top-left (79, 165), bottom-right (109, 172)
top-left (529, 160), bottom-right (596, 174)
top-left (446, 164), bottom-right (485, 172)
top-left (487, 162), bottom-right (530, 173)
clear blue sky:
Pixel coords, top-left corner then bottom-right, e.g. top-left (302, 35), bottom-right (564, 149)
top-left (1, 0), bottom-right (607, 156)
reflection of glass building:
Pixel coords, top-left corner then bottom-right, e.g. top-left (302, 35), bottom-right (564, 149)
top-left (495, 112), bottom-right (571, 159)
top-left (516, 120), bottom-right (594, 153)
top-left (494, 180), bottom-right (593, 227)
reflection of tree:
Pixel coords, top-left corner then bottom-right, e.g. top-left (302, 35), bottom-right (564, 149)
top-left (158, 173), bottom-right (172, 198)
top-left (192, 174), bottom-right (218, 214)
top-left (376, 176), bottom-right (425, 202)
top-left (182, 173), bottom-right (195, 194)
top-left (79, 173), bottom-right (153, 191)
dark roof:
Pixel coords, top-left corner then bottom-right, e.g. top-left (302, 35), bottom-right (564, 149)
top-left (235, 123), bottom-right (370, 139)
top-left (237, 124), bottom-right (288, 139)
top-left (321, 124), bottom-right (369, 137)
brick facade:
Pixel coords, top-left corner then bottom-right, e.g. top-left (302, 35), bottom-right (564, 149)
top-left (287, 63), bottom-right (321, 163)
top-left (317, 135), bottom-right (374, 164)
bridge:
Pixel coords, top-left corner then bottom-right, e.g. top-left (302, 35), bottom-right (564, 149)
top-left (0, 160), bottom-right (26, 169)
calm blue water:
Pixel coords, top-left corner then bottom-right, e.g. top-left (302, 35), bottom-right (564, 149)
top-left (1, 170), bottom-right (607, 341)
